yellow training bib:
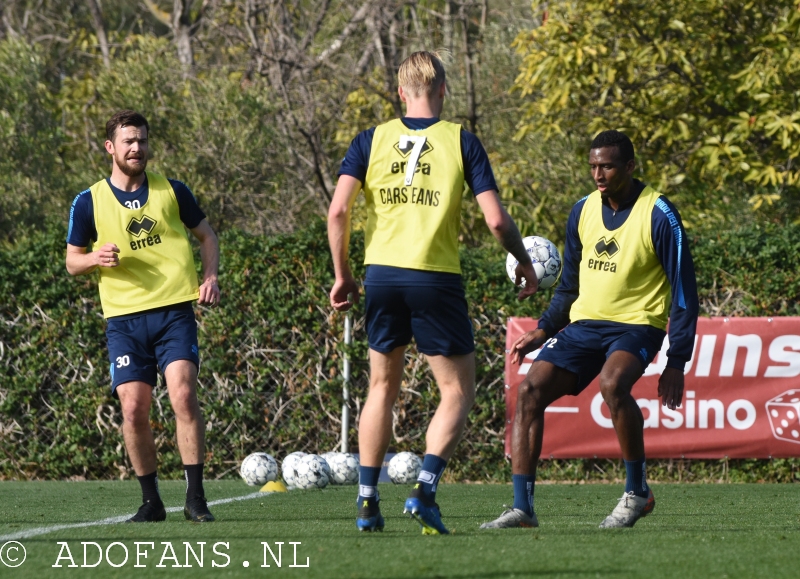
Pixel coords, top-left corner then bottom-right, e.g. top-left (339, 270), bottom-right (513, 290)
top-left (91, 172), bottom-right (199, 318)
top-left (569, 187), bottom-right (671, 329)
top-left (362, 119), bottom-right (465, 274)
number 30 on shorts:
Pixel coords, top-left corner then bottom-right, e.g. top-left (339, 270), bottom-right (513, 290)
top-left (116, 355), bottom-right (131, 368)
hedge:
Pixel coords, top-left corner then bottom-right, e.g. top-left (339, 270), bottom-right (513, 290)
top-left (1, 220), bottom-right (798, 482)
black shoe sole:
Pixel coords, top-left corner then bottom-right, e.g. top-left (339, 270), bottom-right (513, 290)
top-left (126, 508), bottom-right (166, 523)
top-left (184, 507), bottom-right (215, 522)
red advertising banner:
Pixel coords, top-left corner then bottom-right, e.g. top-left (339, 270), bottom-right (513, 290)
top-left (504, 317), bottom-right (800, 458)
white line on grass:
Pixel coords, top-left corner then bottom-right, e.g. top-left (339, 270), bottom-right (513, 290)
top-left (0, 491), bottom-right (271, 542)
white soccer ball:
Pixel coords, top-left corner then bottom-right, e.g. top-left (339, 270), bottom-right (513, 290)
top-left (327, 452), bottom-right (360, 485)
top-left (388, 452), bottom-right (422, 484)
top-left (320, 451), bottom-right (338, 469)
top-left (281, 452), bottom-right (307, 488)
top-left (293, 454), bottom-right (331, 489)
top-left (506, 236), bottom-right (562, 290)
top-left (240, 452), bottom-right (278, 486)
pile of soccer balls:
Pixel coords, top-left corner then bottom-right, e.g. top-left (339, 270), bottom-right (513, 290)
top-left (240, 450), bottom-right (423, 489)
top-left (239, 451), bottom-right (359, 490)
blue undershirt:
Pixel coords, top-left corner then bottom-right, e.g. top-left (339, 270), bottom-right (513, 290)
top-left (537, 180), bottom-right (699, 369)
top-left (66, 176), bottom-right (206, 248)
top-left (339, 117), bottom-right (497, 287)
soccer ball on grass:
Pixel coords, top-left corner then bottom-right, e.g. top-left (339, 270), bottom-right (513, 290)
top-left (281, 451), bottom-right (307, 488)
top-left (240, 452), bottom-right (278, 486)
top-left (293, 454), bottom-right (331, 489)
top-left (505, 236), bottom-right (562, 290)
top-left (327, 452), bottom-right (359, 485)
top-left (388, 452), bottom-right (422, 484)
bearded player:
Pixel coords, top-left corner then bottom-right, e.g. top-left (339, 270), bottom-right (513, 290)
top-left (482, 130), bottom-right (699, 529)
top-left (66, 110), bottom-right (220, 523)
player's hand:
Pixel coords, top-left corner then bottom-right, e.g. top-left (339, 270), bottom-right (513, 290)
top-left (514, 261), bottom-right (539, 300)
top-left (330, 275), bottom-right (360, 311)
top-left (509, 328), bottom-right (548, 365)
top-left (94, 243), bottom-right (120, 267)
top-left (658, 367), bottom-right (684, 410)
top-left (198, 276), bottom-right (220, 306)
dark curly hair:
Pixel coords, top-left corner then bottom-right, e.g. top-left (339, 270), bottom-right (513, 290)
top-left (590, 130), bottom-right (634, 164)
top-left (106, 110), bottom-right (149, 142)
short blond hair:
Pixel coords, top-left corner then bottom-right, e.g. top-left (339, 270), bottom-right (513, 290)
top-left (398, 51), bottom-right (446, 98)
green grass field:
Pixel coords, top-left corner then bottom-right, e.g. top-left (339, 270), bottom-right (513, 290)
top-left (0, 481), bottom-right (797, 578)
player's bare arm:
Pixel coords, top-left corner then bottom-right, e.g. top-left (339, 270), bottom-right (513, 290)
top-left (327, 174), bottom-right (362, 311)
top-left (475, 190), bottom-right (539, 299)
top-left (65, 242), bottom-right (120, 275)
top-left (510, 329), bottom-right (548, 365)
top-left (190, 219), bottom-right (220, 306)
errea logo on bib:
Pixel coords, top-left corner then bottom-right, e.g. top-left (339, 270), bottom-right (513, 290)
top-left (126, 215), bottom-right (162, 251)
top-left (594, 237), bottom-right (620, 258)
top-left (126, 215), bottom-right (157, 237)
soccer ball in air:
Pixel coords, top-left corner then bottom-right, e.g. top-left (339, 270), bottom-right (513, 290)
top-left (293, 454), bottom-right (331, 489)
top-left (506, 236), bottom-right (562, 289)
top-left (388, 452), bottom-right (422, 484)
top-left (240, 452), bottom-right (278, 486)
top-left (281, 452), bottom-right (307, 488)
top-left (327, 452), bottom-right (360, 485)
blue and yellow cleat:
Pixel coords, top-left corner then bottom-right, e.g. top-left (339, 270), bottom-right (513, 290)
top-left (404, 497), bottom-right (449, 535)
top-left (356, 498), bottom-right (385, 532)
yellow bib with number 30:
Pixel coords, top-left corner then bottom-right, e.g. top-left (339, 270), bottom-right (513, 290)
top-left (91, 172), bottom-right (199, 318)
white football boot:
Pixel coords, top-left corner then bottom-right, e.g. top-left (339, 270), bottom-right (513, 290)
top-left (599, 488), bottom-right (655, 528)
top-left (480, 506), bottom-right (539, 529)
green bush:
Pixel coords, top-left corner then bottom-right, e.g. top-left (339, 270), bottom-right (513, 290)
top-left (1, 221), bottom-right (798, 482)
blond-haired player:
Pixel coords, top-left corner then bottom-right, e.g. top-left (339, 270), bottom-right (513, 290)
top-left (328, 51), bottom-right (538, 534)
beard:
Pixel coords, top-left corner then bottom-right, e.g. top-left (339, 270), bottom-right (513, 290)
top-left (116, 153), bottom-right (147, 177)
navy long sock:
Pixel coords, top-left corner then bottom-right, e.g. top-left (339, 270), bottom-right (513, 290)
top-left (512, 474), bottom-right (535, 516)
top-left (358, 466), bottom-right (382, 505)
top-left (624, 457), bottom-right (648, 498)
top-left (416, 454), bottom-right (447, 503)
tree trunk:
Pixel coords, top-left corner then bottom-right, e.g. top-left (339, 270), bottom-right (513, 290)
top-left (85, 0), bottom-right (111, 68)
top-left (172, 0), bottom-right (194, 69)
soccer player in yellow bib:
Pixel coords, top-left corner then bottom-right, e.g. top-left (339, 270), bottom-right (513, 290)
top-left (481, 130), bottom-right (699, 530)
top-left (328, 51), bottom-right (538, 535)
top-left (65, 111), bottom-right (220, 523)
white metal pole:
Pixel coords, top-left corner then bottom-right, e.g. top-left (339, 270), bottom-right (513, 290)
top-left (340, 313), bottom-right (351, 453)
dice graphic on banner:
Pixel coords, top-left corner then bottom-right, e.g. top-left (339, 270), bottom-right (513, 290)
top-left (765, 390), bottom-right (800, 444)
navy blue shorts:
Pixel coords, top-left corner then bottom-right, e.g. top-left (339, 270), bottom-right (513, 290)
top-left (106, 305), bottom-right (199, 395)
top-left (535, 321), bottom-right (665, 395)
top-left (364, 284), bottom-right (474, 356)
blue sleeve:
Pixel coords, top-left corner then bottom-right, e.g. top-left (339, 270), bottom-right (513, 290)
top-left (337, 127), bottom-right (375, 183)
top-left (652, 197), bottom-right (699, 369)
top-left (461, 130), bottom-right (498, 195)
top-left (66, 190), bottom-right (96, 247)
top-left (169, 179), bottom-right (206, 229)
top-left (537, 197), bottom-right (586, 337)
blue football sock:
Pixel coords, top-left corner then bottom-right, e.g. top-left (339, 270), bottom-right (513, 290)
top-left (512, 474), bottom-right (535, 516)
top-left (357, 466), bottom-right (382, 505)
top-left (624, 457), bottom-right (648, 498)
top-left (416, 454), bottom-right (447, 502)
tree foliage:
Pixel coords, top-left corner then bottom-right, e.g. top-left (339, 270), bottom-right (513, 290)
top-left (0, 0), bottom-right (526, 241)
top-left (513, 0), bottom-right (800, 219)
